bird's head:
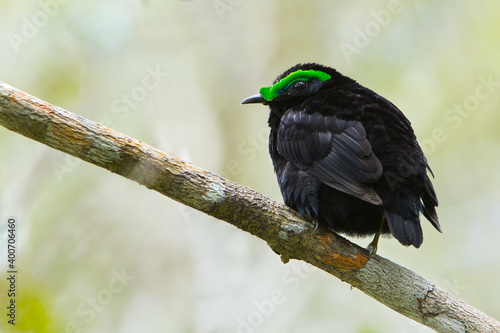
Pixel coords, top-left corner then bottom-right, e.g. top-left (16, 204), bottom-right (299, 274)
top-left (241, 63), bottom-right (354, 109)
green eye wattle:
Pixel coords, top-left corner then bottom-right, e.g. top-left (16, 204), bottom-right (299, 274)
top-left (259, 69), bottom-right (331, 101)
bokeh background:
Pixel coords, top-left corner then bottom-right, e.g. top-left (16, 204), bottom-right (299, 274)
top-left (1, 1), bottom-right (499, 332)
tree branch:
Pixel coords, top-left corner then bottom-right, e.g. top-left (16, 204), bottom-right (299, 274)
top-left (0, 80), bottom-right (498, 333)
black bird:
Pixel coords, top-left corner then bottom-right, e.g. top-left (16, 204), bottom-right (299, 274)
top-left (241, 63), bottom-right (441, 254)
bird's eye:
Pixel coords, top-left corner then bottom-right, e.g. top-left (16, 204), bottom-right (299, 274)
top-left (292, 81), bottom-right (308, 92)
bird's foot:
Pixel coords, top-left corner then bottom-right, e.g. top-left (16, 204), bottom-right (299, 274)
top-left (367, 216), bottom-right (385, 257)
top-left (367, 231), bottom-right (381, 257)
top-left (366, 243), bottom-right (378, 257)
top-left (312, 220), bottom-right (320, 234)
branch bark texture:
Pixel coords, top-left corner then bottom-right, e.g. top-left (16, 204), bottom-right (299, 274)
top-left (0, 81), bottom-right (498, 333)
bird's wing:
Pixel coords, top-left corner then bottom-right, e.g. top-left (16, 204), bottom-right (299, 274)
top-left (277, 110), bottom-right (383, 205)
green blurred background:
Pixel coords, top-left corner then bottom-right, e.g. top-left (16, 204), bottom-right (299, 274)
top-left (1, 1), bottom-right (499, 332)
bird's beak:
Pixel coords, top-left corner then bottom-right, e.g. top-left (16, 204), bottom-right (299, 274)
top-left (241, 93), bottom-right (266, 105)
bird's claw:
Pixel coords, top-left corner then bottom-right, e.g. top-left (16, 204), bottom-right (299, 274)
top-left (367, 244), bottom-right (377, 257)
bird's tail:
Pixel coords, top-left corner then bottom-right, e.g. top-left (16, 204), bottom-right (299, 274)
top-left (384, 210), bottom-right (423, 248)
top-left (421, 174), bottom-right (442, 233)
top-left (383, 192), bottom-right (424, 248)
